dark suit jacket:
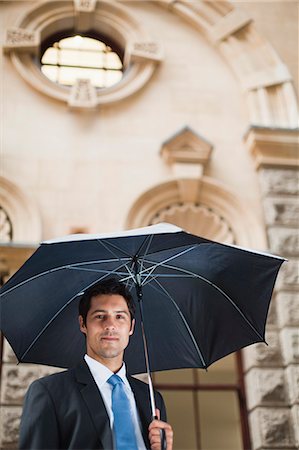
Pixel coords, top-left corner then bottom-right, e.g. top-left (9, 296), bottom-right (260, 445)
top-left (19, 361), bottom-right (166, 449)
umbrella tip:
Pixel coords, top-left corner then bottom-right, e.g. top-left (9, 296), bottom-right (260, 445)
top-left (264, 340), bottom-right (268, 346)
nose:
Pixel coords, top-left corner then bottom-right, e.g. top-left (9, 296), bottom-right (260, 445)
top-left (104, 315), bottom-right (116, 330)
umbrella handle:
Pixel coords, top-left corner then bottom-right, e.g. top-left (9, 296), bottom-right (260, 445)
top-left (160, 428), bottom-right (167, 450)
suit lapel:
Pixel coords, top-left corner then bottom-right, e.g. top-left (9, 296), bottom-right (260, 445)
top-left (75, 361), bottom-right (113, 450)
top-left (128, 376), bottom-right (152, 449)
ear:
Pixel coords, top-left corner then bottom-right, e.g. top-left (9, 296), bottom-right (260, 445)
top-left (79, 315), bottom-right (86, 335)
top-left (129, 318), bottom-right (135, 336)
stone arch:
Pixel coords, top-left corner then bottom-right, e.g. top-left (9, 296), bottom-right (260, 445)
top-left (0, 177), bottom-right (42, 242)
top-left (125, 176), bottom-right (267, 249)
top-left (156, 0), bottom-right (298, 128)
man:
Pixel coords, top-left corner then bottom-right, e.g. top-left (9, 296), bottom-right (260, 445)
top-left (19, 278), bottom-right (173, 450)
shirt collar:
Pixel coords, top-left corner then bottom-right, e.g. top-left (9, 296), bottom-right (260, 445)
top-left (84, 354), bottom-right (128, 387)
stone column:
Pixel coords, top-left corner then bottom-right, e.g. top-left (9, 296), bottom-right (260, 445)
top-left (0, 246), bottom-right (60, 449)
top-left (243, 127), bottom-right (299, 450)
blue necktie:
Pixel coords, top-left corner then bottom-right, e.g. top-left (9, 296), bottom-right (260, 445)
top-left (108, 374), bottom-right (138, 450)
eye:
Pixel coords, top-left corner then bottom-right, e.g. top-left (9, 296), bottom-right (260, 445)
top-left (95, 314), bottom-right (105, 320)
top-left (116, 314), bottom-right (125, 320)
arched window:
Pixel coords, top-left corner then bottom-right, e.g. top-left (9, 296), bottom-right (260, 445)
top-left (0, 206), bottom-right (13, 243)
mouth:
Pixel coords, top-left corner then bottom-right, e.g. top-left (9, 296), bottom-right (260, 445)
top-left (101, 335), bottom-right (119, 342)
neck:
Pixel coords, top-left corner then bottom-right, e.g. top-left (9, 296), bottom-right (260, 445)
top-left (87, 352), bottom-right (124, 373)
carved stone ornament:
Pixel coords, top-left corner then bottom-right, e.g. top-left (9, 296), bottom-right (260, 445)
top-left (0, 406), bottom-right (22, 447)
top-left (68, 79), bottom-right (97, 109)
top-left (126, 41), bottom-right (163, 63)
top-left (74, 0), bottom-right (97, 12)
top-left (4, 28), bottom-right (39, 54)
top-left (150, 203), bottom-right (235, 244)
top-left (249, 407), bottom-right (296, 448)
top-left (268, 227), bottom-right (299, 256)
top-left (262, 197), bottom-right (299, 227)
top-left (245, 368), bottom-right (287, 410)
top-left (258, 168), bottom-right (299, 196)
top-left (280, 328), bottom-right (299, 365)
top-left (276, 291), bottom-right (299, 328)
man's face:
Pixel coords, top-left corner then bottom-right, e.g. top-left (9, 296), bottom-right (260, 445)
top-left (79, 294), bottom-right (135, 369)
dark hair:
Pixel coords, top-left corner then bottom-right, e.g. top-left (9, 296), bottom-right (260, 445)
top-left (79, 278), bottom-right (135, 325)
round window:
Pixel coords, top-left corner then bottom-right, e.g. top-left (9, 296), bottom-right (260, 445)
top-left (40, 33), bottom-right (124, 89)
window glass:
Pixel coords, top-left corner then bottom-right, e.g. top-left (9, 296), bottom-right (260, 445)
top-left (154, 368), bottom-right (195, 385)
top-left (41, 35), bottom-right (123, 88)
top-left (197, 391), bottom-right (243, 450)
top-left (197, 354), bottom-right (238, 385)
top-left (160, 390), bottom-right (197, 450)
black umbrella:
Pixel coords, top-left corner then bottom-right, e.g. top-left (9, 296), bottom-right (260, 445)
top-left (0, 223), bottom-right (285, 418)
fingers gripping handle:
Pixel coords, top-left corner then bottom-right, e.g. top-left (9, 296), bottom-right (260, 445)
top-left (152, 415), bottom-right (167, 450)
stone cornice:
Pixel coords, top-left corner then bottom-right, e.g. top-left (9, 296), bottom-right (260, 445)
top-left (244, 127), bottom-right (299, 169)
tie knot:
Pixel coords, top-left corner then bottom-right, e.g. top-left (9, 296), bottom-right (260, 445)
top-left (108, 374), bottom-right (123, 387)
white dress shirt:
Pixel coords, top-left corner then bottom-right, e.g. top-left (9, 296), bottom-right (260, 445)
top-left (84, 354), bottom-right (147, 450)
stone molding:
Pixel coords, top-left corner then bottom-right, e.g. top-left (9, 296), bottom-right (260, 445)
top-left (158, 0), bottom-right (298, 128)
top-left (3, 0), bottom-right (163, 108)
top-left (244, 127), bottom-right (299, 170)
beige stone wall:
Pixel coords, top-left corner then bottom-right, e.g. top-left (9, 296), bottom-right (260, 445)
top-left (0, 1), bottom-right (298, 449)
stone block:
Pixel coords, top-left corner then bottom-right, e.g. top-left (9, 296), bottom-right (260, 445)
top-left (268, 228), bottom-right (299, 256)
top-left (276, 291), bottom-right (299, 328)
top-left (280, 328), bottom-right (299, 365)
top-left (0, 363), bottom-right (63, 405)
top-left (245, 368), bottom-right (287, 410)
top-left (286, 365), bottom-right (299, 405)
top-left (291, 404), bottom-right (299, 447)
top-left (276, 259), bottom-right (299, 290)
top-left (249, 407), bottom-right (296, 449)
top-left (243, 331), bottom-right (282, 371)
top-left (258, 169), bottom-right (299, 196)
top-left (0, 406), bottom-right (21, 448)
top-left (263, 197), bottom-right (299, 227)
top-left (2, 340), bottom-right (18, 364)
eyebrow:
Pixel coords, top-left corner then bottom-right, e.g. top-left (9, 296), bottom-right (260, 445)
top-left (91, 309), bottom-right (129, 316)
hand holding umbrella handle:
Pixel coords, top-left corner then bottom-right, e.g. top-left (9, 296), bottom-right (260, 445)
top-left (152, 414), bottom-right (167, 450)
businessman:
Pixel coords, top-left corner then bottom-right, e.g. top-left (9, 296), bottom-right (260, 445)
top-left (19, 278), bottom-right (173, 449)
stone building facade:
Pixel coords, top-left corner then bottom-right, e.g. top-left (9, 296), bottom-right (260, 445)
top-left (0, 1), bottom-right (298, 449)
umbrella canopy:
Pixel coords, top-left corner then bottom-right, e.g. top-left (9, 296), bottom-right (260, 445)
top-left (0, 223), bottom-right (285, 375)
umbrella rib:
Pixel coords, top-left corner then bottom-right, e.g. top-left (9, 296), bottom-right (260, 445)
top-left (96, 240), bottom-right (137, 285)
top-left (140, 245), bottom-right (199, 286)
top-left (0, 258), bottom-right (128, 298)
top-left (97, 239), bottom-right (132, 258)
top-left (145, 260), bottom-right (265, 342)
top-left (19, 261), bottom-right (130, 362)
top-left (150, 278), bottom-right (208, 368)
